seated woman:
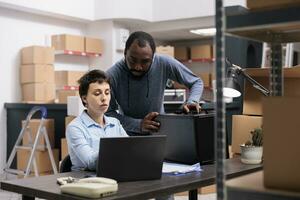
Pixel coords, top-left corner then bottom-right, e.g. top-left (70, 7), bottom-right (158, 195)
top-left (66, 70), bottom-right (128, 171)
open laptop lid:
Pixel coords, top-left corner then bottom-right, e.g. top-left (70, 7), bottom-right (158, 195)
top-left (97, 135), bottom-right (166, 182)
top-left (155, 113), bottom-right (215, 165)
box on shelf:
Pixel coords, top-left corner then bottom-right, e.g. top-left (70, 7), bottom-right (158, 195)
top-left (263, 97), bottom-right (300, 191)
top-left (20, 64), bottom-right (54, 84)
top-left (243, 66), bottom-right (300, 115)
top-left (57, 90), bottom-right (79, 104)
top-left (22, 83), bottom-right (55, 102)
top-left (21, 46), bottom-right (54, 65)
top-left (55, 71), bottom-right (86, 88)
top-left (196, 73), bottom-right (211, 88)
top-left (191, 45), bottom-right (212, 60)
top-left (65, 116), bottom-right (76, 127)
top-left (85, 37), bottom-right (103, 54)
top-left (67, 96), bottom-right (85, 116)
top-left (156, 45), bottom-right (174, 57)
top-left (51, 34), bottom-right (84, 52)
top-left (22, 119), bottom-right (55, 148)
top-left (17, 148), bottom-right (59, 173)
top-left (61, 138), bottom-right (69, 160)
top-left (247, 0), bottom-right (300, 10)
top-left (174, 46), bottom-right (189, 61)
top-left (231, 115), bottom-right (262, 154)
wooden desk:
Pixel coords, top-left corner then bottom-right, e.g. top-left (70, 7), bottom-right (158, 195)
top-left (227, 171), bottom-right (300, 200)
top-left (1, 158), bottom-right (261, 200)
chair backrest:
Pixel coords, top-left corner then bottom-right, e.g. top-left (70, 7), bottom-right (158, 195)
top-left (60, 155), bottom-right (72, 173)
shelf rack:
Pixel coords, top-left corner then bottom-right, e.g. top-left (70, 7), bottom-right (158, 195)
top-left (218, 4), bottom-right (300, 200)
top-left (55, 50), bottom-right (101, 57)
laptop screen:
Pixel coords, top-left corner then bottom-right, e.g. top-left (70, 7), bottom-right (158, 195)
top-left (96, 135), bottom-right (166, 182)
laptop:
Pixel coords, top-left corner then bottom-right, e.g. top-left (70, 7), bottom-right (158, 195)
top-left (96, 135), bottom-right (166, 182)
top-left (155, 113), bottom-right (215, 165)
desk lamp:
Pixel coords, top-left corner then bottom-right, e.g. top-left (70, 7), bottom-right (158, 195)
top-left (223, 58), bottom-right (270, 98)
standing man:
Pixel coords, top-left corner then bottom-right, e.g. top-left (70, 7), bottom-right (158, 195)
top-left (106, 31), bottom-right (203, 135)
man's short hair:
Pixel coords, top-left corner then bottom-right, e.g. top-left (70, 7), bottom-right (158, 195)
top-left (125, 31), bottom-right (156, 55)
top-left (78, 70), bottom-right (110, 106)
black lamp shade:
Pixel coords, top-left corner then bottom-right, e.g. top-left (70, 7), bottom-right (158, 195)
top-left (223, 77), bottom-right (241, 98)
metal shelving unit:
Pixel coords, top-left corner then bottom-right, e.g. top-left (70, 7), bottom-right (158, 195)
top-left (219, 4), bottom-right (300, 200)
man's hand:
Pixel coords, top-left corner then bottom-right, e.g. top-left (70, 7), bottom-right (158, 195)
top-left (141, 112), bottom-right (160, 132)
top-left (182, 102), bottom-right (201, 114)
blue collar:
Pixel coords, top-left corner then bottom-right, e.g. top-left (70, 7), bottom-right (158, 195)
top-left (80, 111), bottom-right (115, 128)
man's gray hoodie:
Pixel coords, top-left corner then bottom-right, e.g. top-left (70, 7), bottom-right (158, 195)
top-left (106, 54), bottom-right (203, 135)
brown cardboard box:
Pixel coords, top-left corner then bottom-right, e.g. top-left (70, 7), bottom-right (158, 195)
top-left (61, 138), bottom-right (69, 160)
top-left (17, 149), bottom-right (59, 173)
top-left (55, 71), bottom-right (86, 88)
top-left (85, 37), bottom-right (103, 54)
top-left (21, 46), bottom-right (54, 64)
top-left (263, 97), bottom-right (300, 191)
top-left (20, 64), bottom-right (54, 84)
top-left (247, 0), bottom-right (300, 10)
top-left (198, 184), bottom-right (216, 194)
top-left (156, 45), bottom-right (174, 57)
top-left (243, 66), bottom-right (300, 115)
top-left (232, 115), bottom-right (262, 154)
top-left (58, 90), bottom-right (79, 103)
top-left (191, 45), bottom-right (212, 60)
top-left (65, 116), bottom-right (76, 127)
top-left (22, 83), bottom-right (55, 102)
top-left (174, 46), bottom-right (188, 61)
top-left (51, 34), bottom-right (84, 52)
top-left (196, 73), bottom-right (211, 88)
top-left (22, 119), bottom-right (55, 148)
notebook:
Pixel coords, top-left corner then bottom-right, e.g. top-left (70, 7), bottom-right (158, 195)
top-left (96, 135), bottom-right (166, 182)
top-left (155, 113), bottom-right (215, 165)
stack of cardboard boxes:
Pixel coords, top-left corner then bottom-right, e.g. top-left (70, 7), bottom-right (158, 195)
top-left (20, 46), bottom-right (55, 103)
top-left (17, 119), bottom-right (59, 177)
top-left (51, 34), bottom-right (103, 103)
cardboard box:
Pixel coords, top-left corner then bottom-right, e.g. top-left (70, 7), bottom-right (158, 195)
top-left (21, 46), bottom-right (54, 64)
top-left (20, 64), bottom-right (54, 84)
top-left (17, 149), bottom-right (59, 173)
top-left (85, 37), bottom-right (103, 54)
top-left (22, 83), bottom-right (55, 102)
top-left (196, 73), bottom-right (211, 88)
top-left (22, 119), bottom-right (55, 148)
top-left (243, 66), bottom-right (300, 115)
top-left (263, 97), bottom-right (300, 191)
top-left (156, 45), bottom-right (174, 57)
top-left (232, 115), bottom-right (262, 154)
top-left (67, 96), bottom-right (85, 116)
top-left (198, 184), bottom-right (216, 194)
top-left (174, 46), bottom-right (188, 61)
top-left (247, 0), bottom-right (300, 10)
top-left (55, 71), bottom-right (86, 88)
top-left (61, 138), bottom-right (69, 160)
top-left (65, 116), bottom-right (76, 127)
top-left (191, 45), bottom-right (212, 60)
top-left (58, 90), bottom-right (79, 104)
top-left (51, 34), bottom-right (84, 52)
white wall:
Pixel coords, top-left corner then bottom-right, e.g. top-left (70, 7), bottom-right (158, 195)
top-left (0, 7), bottom-right (87, 173)
top-left (0, 0), bottom-right (95, 21)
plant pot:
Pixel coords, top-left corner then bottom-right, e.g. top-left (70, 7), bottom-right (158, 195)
top-left (240, 144), bottom-right (263, 164)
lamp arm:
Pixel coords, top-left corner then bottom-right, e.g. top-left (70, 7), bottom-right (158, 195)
top-left (241, 71), bottom-right (270, 96)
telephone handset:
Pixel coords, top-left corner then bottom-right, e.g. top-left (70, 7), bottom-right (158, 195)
top-left (60, 177), bottom-right (118, 198)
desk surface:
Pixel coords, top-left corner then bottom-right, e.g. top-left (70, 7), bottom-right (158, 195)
top-left (1, 158), bottom-right (262, 200)
top-left (227, 171), bottom-right (300, 200)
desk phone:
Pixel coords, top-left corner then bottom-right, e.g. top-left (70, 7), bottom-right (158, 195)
top-left (60, 177), bottom-right (118, 198)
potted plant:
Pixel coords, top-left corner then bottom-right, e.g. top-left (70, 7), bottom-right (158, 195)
top-left (240, 127), bottom-right (263, 164)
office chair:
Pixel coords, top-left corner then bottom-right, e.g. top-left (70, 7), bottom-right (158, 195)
top-left (60, 155), bottom-right (72, 173)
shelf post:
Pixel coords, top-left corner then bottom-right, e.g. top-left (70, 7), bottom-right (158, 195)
top-left (269, 32), bottom-right (284, 96)
top-left (215, 0), bottom-right (227, 200)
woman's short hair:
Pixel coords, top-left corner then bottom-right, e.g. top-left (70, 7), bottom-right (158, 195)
top-left (78, 70), bottom-right (110, 106)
